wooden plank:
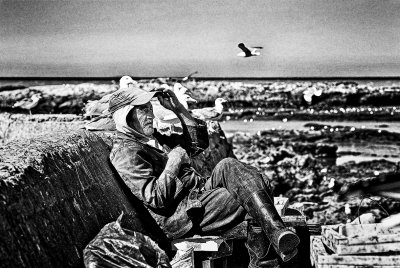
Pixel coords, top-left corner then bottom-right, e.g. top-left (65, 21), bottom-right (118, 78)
top-left (312, 236), bottom-right (400, 266)
top-left (322, 229), bottom-right (400, 255)
top-left (172, 236), bottom-right (226, 252)
top-left (347, 233), bottom-right (400, 246)
top-left (282, 215), bottom-right (307, 227)
top-left (318, 254), bottom-right (400, 266)
top-left (310, 236), bottom-right (316, 267)
top-left (334, 242), bottom-right (400, 255)
top-left (321, 227), bottom-right (347, 253)
top-left (322, 224), bottom-right (400, 256)
top-left (318, 265), bottom-right (398, 268)
top-left (311, 236), bottom-right (328, 267)
top-left (339, 223), bottom-right (400, 237)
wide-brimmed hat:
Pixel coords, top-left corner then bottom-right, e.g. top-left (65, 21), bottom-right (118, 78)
top-left (109, 88), bottom-right (158, 114)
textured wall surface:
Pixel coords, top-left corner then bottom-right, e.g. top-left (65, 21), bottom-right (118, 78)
top-left (0, 124), bottom-right (234, 268)
top-left (0, 130), bottom-right (168, 268)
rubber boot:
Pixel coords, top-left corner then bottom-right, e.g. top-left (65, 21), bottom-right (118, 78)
top-left (244, 191), bottom-right (300, 261)
top-left (246, 221), bottom-right (280, 268)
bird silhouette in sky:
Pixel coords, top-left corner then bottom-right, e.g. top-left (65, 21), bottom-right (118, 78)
top-left (13, 93), bottom-right (42, 115)
top-left (237, 43), bottom-right (263, 57)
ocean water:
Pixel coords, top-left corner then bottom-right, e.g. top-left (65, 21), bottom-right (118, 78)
top-left (1, 77), bottom-right (400, 90)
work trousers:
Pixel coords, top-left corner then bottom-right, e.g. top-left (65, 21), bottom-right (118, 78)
top-left (190, 157), bottom-right (274, 235)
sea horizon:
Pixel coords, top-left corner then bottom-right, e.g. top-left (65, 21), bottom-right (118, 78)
top-left (1, 76), bottom-right (400, 89)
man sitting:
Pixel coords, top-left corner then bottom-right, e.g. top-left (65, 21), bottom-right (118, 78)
top-left (109, 85), bottom-right (300, 267)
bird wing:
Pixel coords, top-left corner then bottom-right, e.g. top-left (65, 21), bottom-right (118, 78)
top-left (151, 100), bottom-right (180, 123)
top-left (98, 93), bottom-right (113, 103)
top-left (13, 99), bottom-right (29, 108)
top-left (238, 43), bottom-right (252, 57)
top-left (84, 100), bottom-right (109, 116)
top-left (84, 115), bottom-right (116, 131)
top-left (191, 107), bottom-right (223, 121)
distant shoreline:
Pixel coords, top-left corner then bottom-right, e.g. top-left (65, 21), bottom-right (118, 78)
top-left (1, 76), bottom-right (400, 81)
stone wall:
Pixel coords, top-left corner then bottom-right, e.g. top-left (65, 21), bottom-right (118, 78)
top-left (0, 125), bottom-right (235, 267)
top-left (0, 131), bottom-right (168, 268)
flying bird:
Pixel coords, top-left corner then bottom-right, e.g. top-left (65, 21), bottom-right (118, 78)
top-left (190, 98), bottom-right (227, 121)
top-left (237, 43), bottom-right (263, 57)
top-left (12, 93), bottom-right (42, 115)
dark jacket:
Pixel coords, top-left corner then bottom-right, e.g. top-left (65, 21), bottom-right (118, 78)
top-left (110, 120), bottom-right (209, 238)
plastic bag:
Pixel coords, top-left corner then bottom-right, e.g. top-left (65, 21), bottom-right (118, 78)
top-left (83, 213), bottom-right (171, 268)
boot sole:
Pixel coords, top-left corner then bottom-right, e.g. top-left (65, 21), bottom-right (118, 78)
top-left (277, 230), bottom-right (300, 254)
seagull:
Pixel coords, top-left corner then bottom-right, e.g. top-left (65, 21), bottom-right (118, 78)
top-left (83, 76), bottom-right (137, 117)
top-left (12, 93), bottom-right (42, 115)
top-left (119, 75), bottom-right (137, 89)
top-left (190, 98), bottom-right (227, 121)
top-left (237, 43), bottom-right (263, 57)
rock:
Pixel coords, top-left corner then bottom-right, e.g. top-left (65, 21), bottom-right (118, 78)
top-left (315, 143), bottom-right (337, 158)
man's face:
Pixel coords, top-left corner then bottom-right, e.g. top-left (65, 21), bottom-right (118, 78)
top-left (127, 103), bottom-right (154, 136)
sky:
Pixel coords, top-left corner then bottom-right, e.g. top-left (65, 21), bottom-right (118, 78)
top-left (1, 0), bottom-right (400, 77)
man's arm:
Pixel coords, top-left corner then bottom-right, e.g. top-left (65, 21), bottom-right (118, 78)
top-left (157, 89), bottom-right (209, 156)
top-left (110, 146), bottom-right (191, 211)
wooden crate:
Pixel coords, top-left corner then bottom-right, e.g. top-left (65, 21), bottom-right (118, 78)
top-left (311, 236), bottom-right (400, 268)
top-left (321, 224), bottom-right (400, 255)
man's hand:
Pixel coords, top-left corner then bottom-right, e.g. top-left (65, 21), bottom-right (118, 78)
top-left (168, 146), bottom-right (190, 165)
top-left (156, 88), bottom-right (183, 113)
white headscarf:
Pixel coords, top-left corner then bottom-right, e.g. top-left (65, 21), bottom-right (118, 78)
top-left (113, 105), bottom-right (164, 151)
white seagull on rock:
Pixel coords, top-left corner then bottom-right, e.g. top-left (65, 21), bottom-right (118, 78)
top-left (237, 43), bottom-right (263, 57)
top-left (190, 98), bottom-right (227, 121)
top-left (13, 93), bottom-right (42, 115)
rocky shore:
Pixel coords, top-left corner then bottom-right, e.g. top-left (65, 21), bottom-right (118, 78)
top-left (1, 80), bottom-right (400, 121)
top-left (230, 125), bottom-right (400, 225)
